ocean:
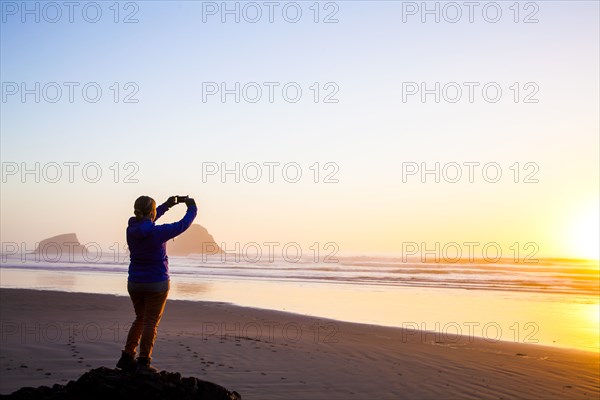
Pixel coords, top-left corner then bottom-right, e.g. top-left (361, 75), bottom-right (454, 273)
top-left (1, 252), bottom-right (598, 353)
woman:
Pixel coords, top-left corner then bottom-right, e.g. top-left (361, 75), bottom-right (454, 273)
top-left (117, 195), bottom-right (197, 373)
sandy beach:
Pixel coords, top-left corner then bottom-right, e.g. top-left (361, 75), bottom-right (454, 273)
top-left (0, 288), bottom-right (598, 399)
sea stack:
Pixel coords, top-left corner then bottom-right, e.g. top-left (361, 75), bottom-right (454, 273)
top-left (34, 233), bottom-right (86, 258)
top-left (167, 224), bottom-right (222, 256)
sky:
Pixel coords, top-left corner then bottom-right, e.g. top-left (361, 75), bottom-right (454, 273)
top-left (1, 0), bottom-right (599, 260)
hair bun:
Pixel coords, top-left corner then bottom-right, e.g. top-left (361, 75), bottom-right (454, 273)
top-left (133, 195), bottom-right (156, 220)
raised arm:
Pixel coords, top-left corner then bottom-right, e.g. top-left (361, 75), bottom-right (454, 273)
top-left (154, 199), bottom-right (198, 242)
top-left (154, 196), bottom-right (177, 222)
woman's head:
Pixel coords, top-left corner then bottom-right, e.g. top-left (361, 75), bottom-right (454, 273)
top-left (133, 195), bottom-right (157, 221)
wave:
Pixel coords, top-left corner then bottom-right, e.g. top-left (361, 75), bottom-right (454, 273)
top-left (1, 253), bottom-right (598, 296)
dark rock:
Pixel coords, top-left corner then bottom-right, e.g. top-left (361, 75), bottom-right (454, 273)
top-left (34, 233), bottom-right (85, 257)
top-left (168, 224), bottom-right (222, 256)
top-left (3, 367), bottom-right (241, 400)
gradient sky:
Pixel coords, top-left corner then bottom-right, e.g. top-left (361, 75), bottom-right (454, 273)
top-left (1, 1), bottom-right (598, 259)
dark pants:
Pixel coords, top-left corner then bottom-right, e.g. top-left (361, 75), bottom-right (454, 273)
top-left (124, 281), bottom-right (169, 359)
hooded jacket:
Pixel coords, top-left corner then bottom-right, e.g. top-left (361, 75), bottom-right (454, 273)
top-left (126, 203), bottom-right (198, 283)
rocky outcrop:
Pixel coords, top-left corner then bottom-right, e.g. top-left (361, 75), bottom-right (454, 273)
top-left (5, 367), bottom-right (241, 400)
top-left (168, 224), bottom-right (222, 256)
top-left (34, 233), bottom-right (85, 256)
top-left (33, 223), bottom-right (222, 258)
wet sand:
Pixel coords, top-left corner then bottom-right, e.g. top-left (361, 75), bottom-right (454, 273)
top-left (0, 288), bottom-right (598, 399)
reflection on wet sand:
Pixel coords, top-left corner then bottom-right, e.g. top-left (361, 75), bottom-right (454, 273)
top-left (172, 281), bottom-right (211, 299)
top-left (1, 268), bottom-right (598, 352)
top-left (36, 272), bottom-right (77, 290)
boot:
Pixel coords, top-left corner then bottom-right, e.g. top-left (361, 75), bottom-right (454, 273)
top-left (116, 350), bottom-right (137, 371)
top-left (136, 357), bottom-right (159, 374)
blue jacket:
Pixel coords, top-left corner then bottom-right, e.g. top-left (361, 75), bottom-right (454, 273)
top-left (126, 203), bottom-right (197, 283)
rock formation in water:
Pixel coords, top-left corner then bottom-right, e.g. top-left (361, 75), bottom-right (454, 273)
top-left (167, 224), bottom-right (222, 255)
top-left (33, 222), bottom-right (222, 259)
top-left (34, 233), bottom-right (85, 257)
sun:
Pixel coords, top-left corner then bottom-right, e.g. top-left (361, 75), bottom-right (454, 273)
top-left (566, 204), bottom-right (600, 260)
